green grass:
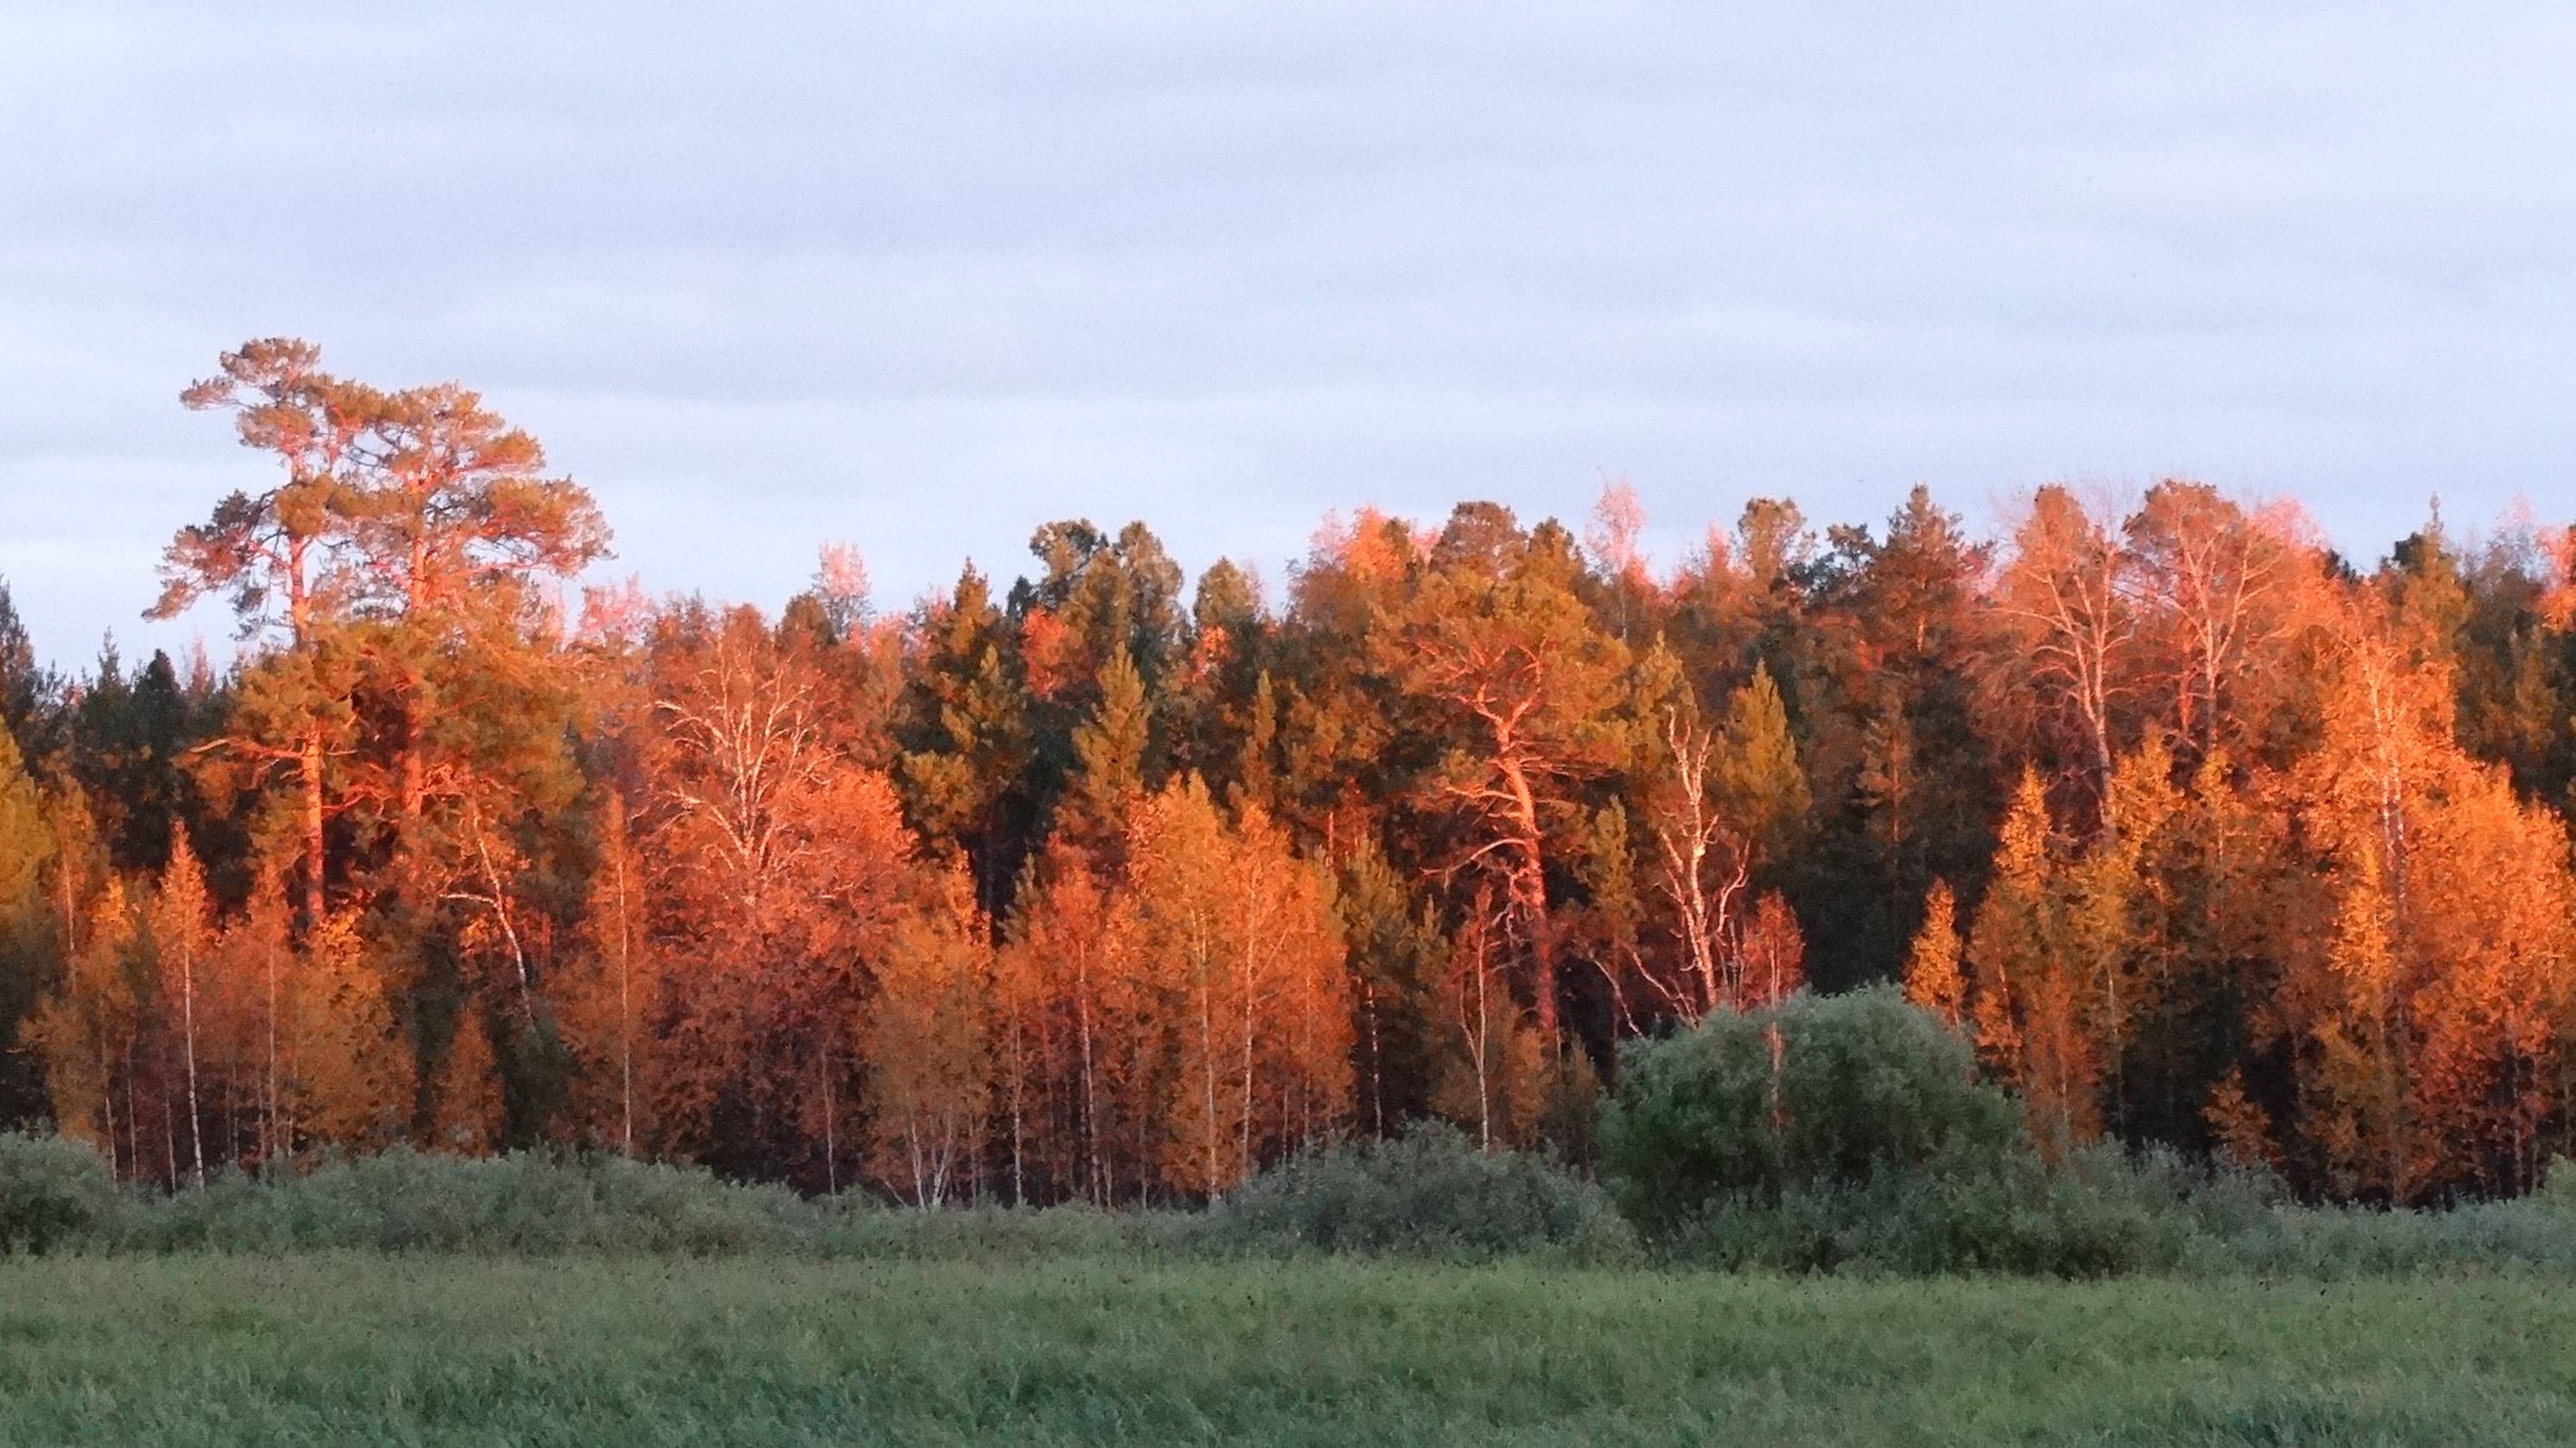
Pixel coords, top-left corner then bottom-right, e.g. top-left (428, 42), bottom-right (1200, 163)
top-left (1, 1255), bottom-right (2570, 1445)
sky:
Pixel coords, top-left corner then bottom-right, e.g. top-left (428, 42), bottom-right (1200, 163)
top-left (3, 3), bottom-right (2572, 670)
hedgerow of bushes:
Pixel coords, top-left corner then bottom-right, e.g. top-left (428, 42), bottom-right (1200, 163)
top-left (5, 989), bottom-right (2573, 1277)
top-left (0, 1138), bottom-right (1191, 1261)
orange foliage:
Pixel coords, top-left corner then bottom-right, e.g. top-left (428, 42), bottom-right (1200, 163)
top-left (1731, 889), bottom-right (1806, 1012)
top-left (640, 614), bottom-right (922, 1179)
top-left (1902, 879), bottom-right (1967, 1032)
top-left (65, 356), bottom-right (2576, 1206)
top-left (857, 865), bottom-right (995, 1205)
top-left (2204, 1070), bottom-right (2281, 1173)
top-left (1132, 783), bottom-right (1352, 1197)
top-left (1016, 606), bottom-right (1082, 703)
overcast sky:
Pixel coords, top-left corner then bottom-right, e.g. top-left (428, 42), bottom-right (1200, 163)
top-left (3, 3), bottom-right (2571, 669)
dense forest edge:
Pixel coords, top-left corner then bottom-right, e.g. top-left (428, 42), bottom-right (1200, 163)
top-left (7, 337), bottom-right (2576, 1248)
top-left (7, 991), bottom-right (2576, 1276)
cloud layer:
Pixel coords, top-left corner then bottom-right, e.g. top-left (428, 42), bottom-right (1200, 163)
top-left (4, 3), bottom-right (2571, 665)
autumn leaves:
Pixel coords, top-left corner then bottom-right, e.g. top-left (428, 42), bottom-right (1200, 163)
top-left (1912, 491), bottom-right (2576, 1200)
top-left (9, 338), bottom-right (2576, 1210)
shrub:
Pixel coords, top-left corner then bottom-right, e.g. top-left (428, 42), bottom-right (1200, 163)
top-left (1200, 1123), bottom-right (1638, 1264)
top-left (1599, 986), bottom-right (2026, 1235)
top-left (2066, 1142), bottom-right (2287, 1244)
top-left (5, 1121), bottom-right (2567, 1279)
top-left (2541, 1155), bottom-right (2576, 1217)
top-left (812, 1199), bottom-right (1187, 1261)
top-left (2193, 1195), bottom-right (2576, 1280)
top-left (89, 1149), bottom-right (1189, 1261)
top-left (0, 1132), bottom-right (116, 1254)
top-left (1678, 1159), bottom-right (2192, 1277)
top-left (98, 1148), bottom-right (825, 1255)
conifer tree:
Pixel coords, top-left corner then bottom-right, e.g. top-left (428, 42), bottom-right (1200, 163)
top-left (0, 725), bottom-right (56, 1127)
top-left (1902, 878), bottom-right (1967, 1032)
top-left (1381, 507), bottom-right (1629, 1037)
top-left (1966, 769), bottom-right (2102, 1156)
top-left (1060, 646), bottom-right (1150, 860)
top-left (898, 566), bottom-right (1036, 914)
top-left (161, 338), bottom-right (370, 926)
top-left (285, 909), bottom-right (408, 1152)
top-left (2204, 1069), bottom-right (2282, 1173)
top-left (1335, 836), bottom-right (1446, 1139)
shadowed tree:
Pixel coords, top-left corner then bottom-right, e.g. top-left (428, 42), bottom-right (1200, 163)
top-left (897, 566), bottom-right (1036, 917)
top-left (0, 724), bottom-right (56, 1128)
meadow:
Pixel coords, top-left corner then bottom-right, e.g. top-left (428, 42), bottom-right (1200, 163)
top-left (6, 1002), bottom-right (2573, 1447)
top-left (5, 1254), bottom-right (2573, 1447)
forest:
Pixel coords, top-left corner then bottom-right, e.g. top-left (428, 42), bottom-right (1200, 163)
top-left (5, 336), bottom-right (2576, 1210)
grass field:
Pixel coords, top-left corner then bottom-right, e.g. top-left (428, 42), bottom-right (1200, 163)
top-left (2, 1256), bottom-right (2570, 1445)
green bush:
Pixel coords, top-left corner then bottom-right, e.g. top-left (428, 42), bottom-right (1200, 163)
top-left (99, 1149), bottom-right (825, 1255)
top-left (1599, 986), bottom-right (2026, 1235)
top-left (2066, 1142), bottom-right (2288, 1242)
top-left (0, 1131), bottom-right (117, 1254)
top-left (92, 1148), bottom-right (1187, 1261)
top-left (2193, 1195), bottom-right (2576, 1280)
top-left (2540, 1155), bottom-right (2576, 1216)
top-left (2, 1116), bottom-right (2567, 1279)
top-left (812, 1199), bottom-right (1191, 1261)
top-left (1665, 1156), bottom-right (2188, 1277)
top-left (1594, 993), bottom-right (2294, 1276)
top-left (1200, 1123), bottom-right (1638, 1264)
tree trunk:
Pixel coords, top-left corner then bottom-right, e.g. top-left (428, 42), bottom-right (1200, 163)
top-left (820, 1049), bottom-right (837, 1196)
top-left (301, 726), bottom-right (326, 929)
top-left (1076, 939), bottom-right (1099, 1206)
top-left (180, 936), bottom-right (206, 1186)
top-left (263, 919), bottom-right (280, 1175)
top-left (158, 1061), bottom-right (175, 1192)
top-left (98, 1034), bottom-right (117, 1184)
top-left (1199, 955), bottom-right (1220, 1196)
top-left (1007, 1010), bottom-right (1026, 1206)
top-left (125, 1044), bottom-right (141, 1188)
top-left (1363, 977), bottom-right (1383, 1138)
top-left (1237, 897), bottom-right (1258, 1182)
top-left (1495, 752), bottom-right (1556, 1036)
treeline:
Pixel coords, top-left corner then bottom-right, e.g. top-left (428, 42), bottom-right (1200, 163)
top-left (3, 337), bottom-right (2576, 1206)
top-left (9, 995), bottom-right (2576, 1279)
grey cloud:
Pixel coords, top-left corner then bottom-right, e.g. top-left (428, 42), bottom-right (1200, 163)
top-left (2, 3), bottom-right (2571, 667)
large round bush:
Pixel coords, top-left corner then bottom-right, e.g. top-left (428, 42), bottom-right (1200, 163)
top-left (1600, 986), bottom-right (2026, 1233)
